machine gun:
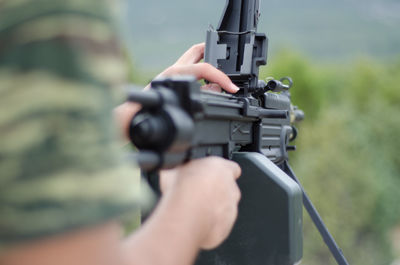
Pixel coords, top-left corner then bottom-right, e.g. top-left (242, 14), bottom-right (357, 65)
top-left (127, 0), bottom-right (349, 264)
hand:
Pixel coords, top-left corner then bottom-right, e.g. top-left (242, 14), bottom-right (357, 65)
top-left (160, 157), bottom-right (242, 249)
top-left (149, 43), bottom-right (239, 93)
top-left (115, 43), bottom-right (238, 140)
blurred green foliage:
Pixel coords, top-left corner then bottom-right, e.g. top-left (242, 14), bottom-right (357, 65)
top-left (261, 51), bottom-right (400, 265)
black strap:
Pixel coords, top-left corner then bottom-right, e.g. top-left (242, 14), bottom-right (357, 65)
top-left (145, 171), bottom-right (162, 196)
top-left (140, 171), bottom-right (161, 223)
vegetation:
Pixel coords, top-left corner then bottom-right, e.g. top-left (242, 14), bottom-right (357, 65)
top-left (261, 51), bottom-right (400, 265)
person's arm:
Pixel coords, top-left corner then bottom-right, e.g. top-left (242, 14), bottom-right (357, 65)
top-left (0, 222), bottom-right (123, 265)
top-left (122, 157), bottom-right (241, 265)
top-left (0, 157), bottom-right (241, 265)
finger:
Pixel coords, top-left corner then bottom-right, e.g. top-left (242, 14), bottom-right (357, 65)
top-left (228, 174), bottom-right (242, 204)
top-left (197, 156), bottom-right (241, 178)
top-left (160, 63), bottom-right (240, 93)
top-left (226, 161), bottom-right (241, 180)
top-left (234, 184), bottom-right (242, 203)
top-left (206, 157), bottom-right (241, 179)
top-left (189, 63), bottom-right (239, 93)
top-left (175, 43), bottom-right (205, 65)
top-left (201, 83), bottom-right (223, 93)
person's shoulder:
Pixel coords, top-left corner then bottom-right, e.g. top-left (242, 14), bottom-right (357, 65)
top-left (0, 0), bottom-right (147, 249)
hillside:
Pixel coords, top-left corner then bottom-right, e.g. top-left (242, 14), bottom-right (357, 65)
top-left (120, 0), bottom-right (400, 71)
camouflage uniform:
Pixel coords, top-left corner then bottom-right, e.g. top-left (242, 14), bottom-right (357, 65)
top-left (0, 0), bottom-right (150, 249)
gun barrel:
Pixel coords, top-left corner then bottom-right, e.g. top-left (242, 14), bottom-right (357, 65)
top-left (127, 89), bottom-right (161, 107)
top-left (259, 109), bottom-right (289, 119)
top-left (294, 109), bottom-right (305, 122)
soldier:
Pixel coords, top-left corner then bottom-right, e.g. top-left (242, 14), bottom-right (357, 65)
top-left (0, 1), bottom-right (241, 265)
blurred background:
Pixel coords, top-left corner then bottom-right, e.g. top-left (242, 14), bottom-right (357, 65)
top-left (120, 0), bottom-right (400, 264)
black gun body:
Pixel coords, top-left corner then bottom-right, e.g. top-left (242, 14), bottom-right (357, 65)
top-left (129, 80), bottom-right (292, 171)
top-left (191, 90), bottom-right (292, 166)
top-left (128, 77), bottom-right (303, 265)
top-left (205, 0), bottom-right (267, 94)
top-left (190, 93), bottom-right (255, 160)
top-left (128, 0), bottom-right (350, 263)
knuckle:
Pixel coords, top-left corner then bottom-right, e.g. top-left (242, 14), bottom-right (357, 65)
top-left (204, 62), bottom-right (214, 69)
top-left (204, 156), bottom-right (223, 164)
top-left (192, 43), bottom-right (204, 51)
top-left (162, 66), bottom-right (175, 76)
top-left (235, 187), bottom-right (242, 202)
top-left (198, 62), bottom-right (213, 71)
top-left (235, 163), bottom-right (242, 176)
top-left (226, 160), bottom-right (240, 172)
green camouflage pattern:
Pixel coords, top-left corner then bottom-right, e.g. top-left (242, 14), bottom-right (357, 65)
top-left (0, 0), bottom-right (151, 249)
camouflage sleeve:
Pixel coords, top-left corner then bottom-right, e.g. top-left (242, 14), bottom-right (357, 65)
top-left (0, 0), bottom-right (153, 249)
